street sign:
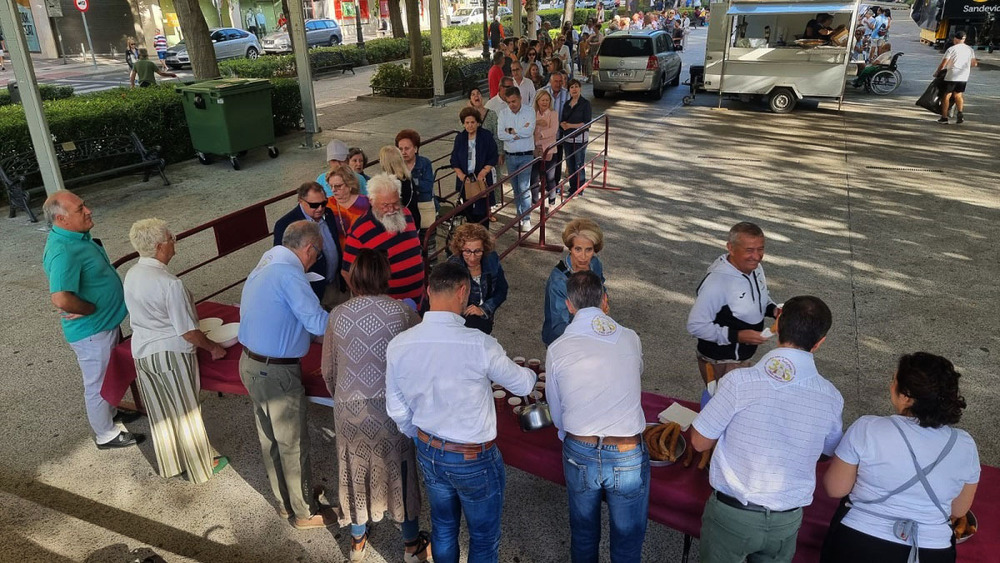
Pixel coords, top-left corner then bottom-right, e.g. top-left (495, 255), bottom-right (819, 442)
top-left (74, 0), bottom-right (88, 13)
top-left (44, 0), bottom-right (63, 18)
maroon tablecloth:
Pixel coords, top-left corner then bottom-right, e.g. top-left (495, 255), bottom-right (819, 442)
top-left (494, 391), bottom-right (999, 562)
top-left (100, 302), bottom-right (329, 405)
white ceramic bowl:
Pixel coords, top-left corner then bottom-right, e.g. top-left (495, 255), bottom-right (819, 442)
top-left (207, 322), bottom-right (240, 348)
top-left (199, 317), bottom-right (224, 332)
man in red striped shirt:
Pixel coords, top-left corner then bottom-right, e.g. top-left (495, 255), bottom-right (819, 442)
top-left (342, 173), bottom-right (425, 302)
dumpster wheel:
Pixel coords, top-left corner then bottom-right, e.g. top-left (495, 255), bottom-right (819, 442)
top-left (683, 95), bottom-right (694, 106)
top-left (230, 156), bottom-right (241, 170)
top-left (197, 152), bottom-right (212, 165)
top-left (268, 146), bottom-right (280, 158)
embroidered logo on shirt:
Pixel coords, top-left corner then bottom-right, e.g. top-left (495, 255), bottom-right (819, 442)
top-left (764, 356), bottom-right (795, 382)
top-left (591, 315), bottom-right (617, 336)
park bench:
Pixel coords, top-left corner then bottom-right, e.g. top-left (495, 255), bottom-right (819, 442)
top-left (0, 131), bottom-right (169, 223)
top-left (456, 60), bottom-right (491, 96)
top-left (312, 51), bottom-right (356, 75)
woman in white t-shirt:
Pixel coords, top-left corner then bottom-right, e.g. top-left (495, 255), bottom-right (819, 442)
top-left (821, 352), bottom-right (979, 563)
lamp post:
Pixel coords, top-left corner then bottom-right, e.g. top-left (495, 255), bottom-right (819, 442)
top-left (481, 1), bottom-right (489, 60)
top-left (355, 0), bottom-right (368, 65)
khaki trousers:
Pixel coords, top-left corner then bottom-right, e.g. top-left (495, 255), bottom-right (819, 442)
top-left (697, 356), bottom-right (752, 385)
top-left (239, 353), bottom-right (316, 519)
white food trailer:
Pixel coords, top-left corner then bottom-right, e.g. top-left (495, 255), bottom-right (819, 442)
top-left (685, 0), bottom-right (862, 112)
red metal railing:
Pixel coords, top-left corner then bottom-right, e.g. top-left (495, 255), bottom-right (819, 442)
top-left (423, 113), bottom-right (615, 261)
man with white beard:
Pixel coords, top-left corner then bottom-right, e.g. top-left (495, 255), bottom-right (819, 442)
top-left (341, 173), bottom-right (425, 303)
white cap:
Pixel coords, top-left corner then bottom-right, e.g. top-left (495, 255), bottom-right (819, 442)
top-left (326, 139), bottom-right (349, 162)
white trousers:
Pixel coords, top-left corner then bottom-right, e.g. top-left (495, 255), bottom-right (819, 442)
top-left (68, 328), bottom-right (121, 444)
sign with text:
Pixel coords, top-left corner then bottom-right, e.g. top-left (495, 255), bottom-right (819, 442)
top-left (44, 0), bottom-right (63, 18)
top-left (75, 0), bottom-right (89, 13)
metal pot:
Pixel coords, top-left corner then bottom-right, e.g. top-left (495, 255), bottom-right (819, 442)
top-left (518, 394), bottom-right (553, 432)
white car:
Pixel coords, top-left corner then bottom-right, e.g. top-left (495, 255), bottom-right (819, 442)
top-left (538, 1), bottom-right (565, 8)
top-left (450, 6), bottom-right (512, 25)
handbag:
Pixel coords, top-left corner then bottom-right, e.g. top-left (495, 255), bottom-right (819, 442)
top-left (463, 175), bottom-right (487, 201)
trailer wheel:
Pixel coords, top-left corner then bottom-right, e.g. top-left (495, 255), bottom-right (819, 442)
top-left (768, 88), bottom-right (797, 114)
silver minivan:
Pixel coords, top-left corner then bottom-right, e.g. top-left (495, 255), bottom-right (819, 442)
top-left (591, 30), bottom-right (682, 100)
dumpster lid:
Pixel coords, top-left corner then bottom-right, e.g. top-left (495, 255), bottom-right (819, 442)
top-left (178, 78), bottom-right (273, 94)
top-left (726, 1), bottom-right (857, 15)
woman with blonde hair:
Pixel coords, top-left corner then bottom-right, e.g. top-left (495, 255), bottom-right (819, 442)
top-left (123, 218), bottom-right (229, 483)
top-left (379, 145), bottom-right (420, 229)
top-left (446, 223), bottom-right (508, 334)
top-left (532, 89), bottom-right (560, 205)
top-left (542, 218), bottom-right (606, 345)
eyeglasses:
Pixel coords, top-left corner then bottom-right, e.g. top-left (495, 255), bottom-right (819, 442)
top-left (303, 200), bottom-right (326, 209)
top-left (376, 201), bottom-right (402, 212)
top-left (330, 182), bottom-right (348, 191)
top-left (462, 248), bottom-right (484, 256)
top-left (310, 244), bottom-right (322, 255)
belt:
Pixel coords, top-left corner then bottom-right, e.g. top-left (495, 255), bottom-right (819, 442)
top-left (567, 433), bottom-right (641, 452)
top-left (715, 491), bottom-right (799, 514)
top-left (243, 349), bottom-right (300, 365)
top-left (417, 429), bottom-right (495, 459)
top-left (505, 150), bottom-right (533, 156)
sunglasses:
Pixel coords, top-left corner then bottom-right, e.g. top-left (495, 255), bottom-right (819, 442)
top-left (303, 200), bottom-right (326, 209)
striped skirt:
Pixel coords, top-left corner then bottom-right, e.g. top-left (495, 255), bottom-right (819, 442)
top-left (134, 351), bottom-right (216, 484)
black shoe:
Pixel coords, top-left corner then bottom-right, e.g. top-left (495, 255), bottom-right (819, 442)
top-left (956, 112), bottom-right (964, 124)
top-left (113, 409), bottom-right (143, 424)
top-left (97, 431), bottom-right (145, 449)
top-left (937, 117), bottom-right (949, 124)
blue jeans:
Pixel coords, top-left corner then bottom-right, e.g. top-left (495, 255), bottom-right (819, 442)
top-left (506, 152), bottom-right (534, 220)
top-left (564, 143), bottom-right (587, 195)
top-left (350, 518), bottom-right (419, 541)
top-left (415, 437), bottom-right (506, 563)
top-left (562, 436), bottom-right (651, 563)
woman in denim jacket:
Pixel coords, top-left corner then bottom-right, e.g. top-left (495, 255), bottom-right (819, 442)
top-left (447, 223), bottom-right (508, 335)
top-left (542, 218), bottom-right (605, 345)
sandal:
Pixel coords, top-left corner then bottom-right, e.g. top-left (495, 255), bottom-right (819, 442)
top-left (350, 531), bottom-right (369, 562)
top-left (403, 531), bottom-right (432, 563)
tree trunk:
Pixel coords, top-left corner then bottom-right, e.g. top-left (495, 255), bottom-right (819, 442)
top-left (403, 0), bottom-right (423, 75)
top-left (525, 0), bottom-right (538, 39)
top-left (280, 0), bottom-right (297, 54)
top-left (562, 3), bottom-right (575, 28)
top-left (388, 0), bottom-right (406, 38)
top-left (174, 0), bottom-right (221, 78)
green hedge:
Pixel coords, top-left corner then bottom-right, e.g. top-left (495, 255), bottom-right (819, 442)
top-left (220, 26), bottom-right (489, 79)
top-left (0, 79), bottom-right (302, 180)
top-left (0, 84), bottom-right (75, 107)
top-left (370, 55), bottom-right (481, 98)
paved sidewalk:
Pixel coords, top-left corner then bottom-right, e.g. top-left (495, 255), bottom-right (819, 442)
top-left (0, 19), bottom-right (997, 563)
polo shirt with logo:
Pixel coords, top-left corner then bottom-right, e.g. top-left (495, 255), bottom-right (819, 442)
top-left (43, 226), bottom-right (128, 343)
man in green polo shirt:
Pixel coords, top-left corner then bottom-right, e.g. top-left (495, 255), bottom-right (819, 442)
top-left (42, 191), bottom-right (145, 449)
top-left (129, 48), bottom-right (176, 88)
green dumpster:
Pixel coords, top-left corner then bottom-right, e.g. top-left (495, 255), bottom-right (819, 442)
top-left (177, 78), bottom-right (278, 170)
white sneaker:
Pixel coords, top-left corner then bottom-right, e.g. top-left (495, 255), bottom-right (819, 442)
top-left (521, 218), bottom-right (531, 229)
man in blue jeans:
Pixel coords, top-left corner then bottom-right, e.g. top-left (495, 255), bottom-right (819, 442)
top-left (386, 261), bottom-right (537, 563)
top-left (545, 270), bottom-right (650, 562)
top-left (497, 87), bottom-right (536, 230)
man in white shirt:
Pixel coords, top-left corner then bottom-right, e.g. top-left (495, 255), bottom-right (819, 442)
top-left (485, 76), bottom-right (514, 114)
top-left (691, 295), bottom-right (844, 563)
top-left (546, 271), bottom-right (649, 562)
top-left (935, 30), bottom-right (977, 124)
top-left (497, 87), bottom-right (536, 229)
top-left (386, 262), bottom-right (536, 563)
top-left (511, 60), bottom-right (535, 107)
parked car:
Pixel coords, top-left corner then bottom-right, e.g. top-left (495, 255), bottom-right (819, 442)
top-left (165, 28), bottom-right (261, 69)
top-left (576, 0), bottom-right (597, 8)
top-left (450, 6), bottom-right (512, 26)
top-left (261, 18), bottom-right (343, 53)
top-left (591, 30), bottom-right (682, 100)
top-left (538, 0), bottom-right (565, 8)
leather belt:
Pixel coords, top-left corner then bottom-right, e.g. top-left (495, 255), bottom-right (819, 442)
top-left (715, 491), bottom-right (799, 514)
top-left (243, 348), bottom-right (300, 365)
top-left (505, 150), bottom-right (533, 156)
top-left (567, 433), bottom-right (641, 452)
top-left (417, 429), bottom-right (495, 460)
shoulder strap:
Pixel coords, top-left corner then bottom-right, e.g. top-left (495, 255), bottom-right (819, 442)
top-left (889, 418), bottom-right (957, 522)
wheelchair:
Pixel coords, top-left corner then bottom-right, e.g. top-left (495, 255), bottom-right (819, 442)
top-left (851, 52), bottom-right (904, 95)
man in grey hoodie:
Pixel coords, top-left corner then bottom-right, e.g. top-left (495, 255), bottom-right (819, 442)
top-left (686, 222), bottom-right (779, 385)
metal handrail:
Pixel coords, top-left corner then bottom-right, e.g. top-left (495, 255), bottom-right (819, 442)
top-left (423, 113), bottom-right (615, 262)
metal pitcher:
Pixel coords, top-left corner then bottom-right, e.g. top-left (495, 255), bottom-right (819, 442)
top-left (518, 393), bottom-right (553, 432)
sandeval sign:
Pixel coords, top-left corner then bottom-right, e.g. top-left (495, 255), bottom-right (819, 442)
top-left (944, 0), bottom-right (1000, 17)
